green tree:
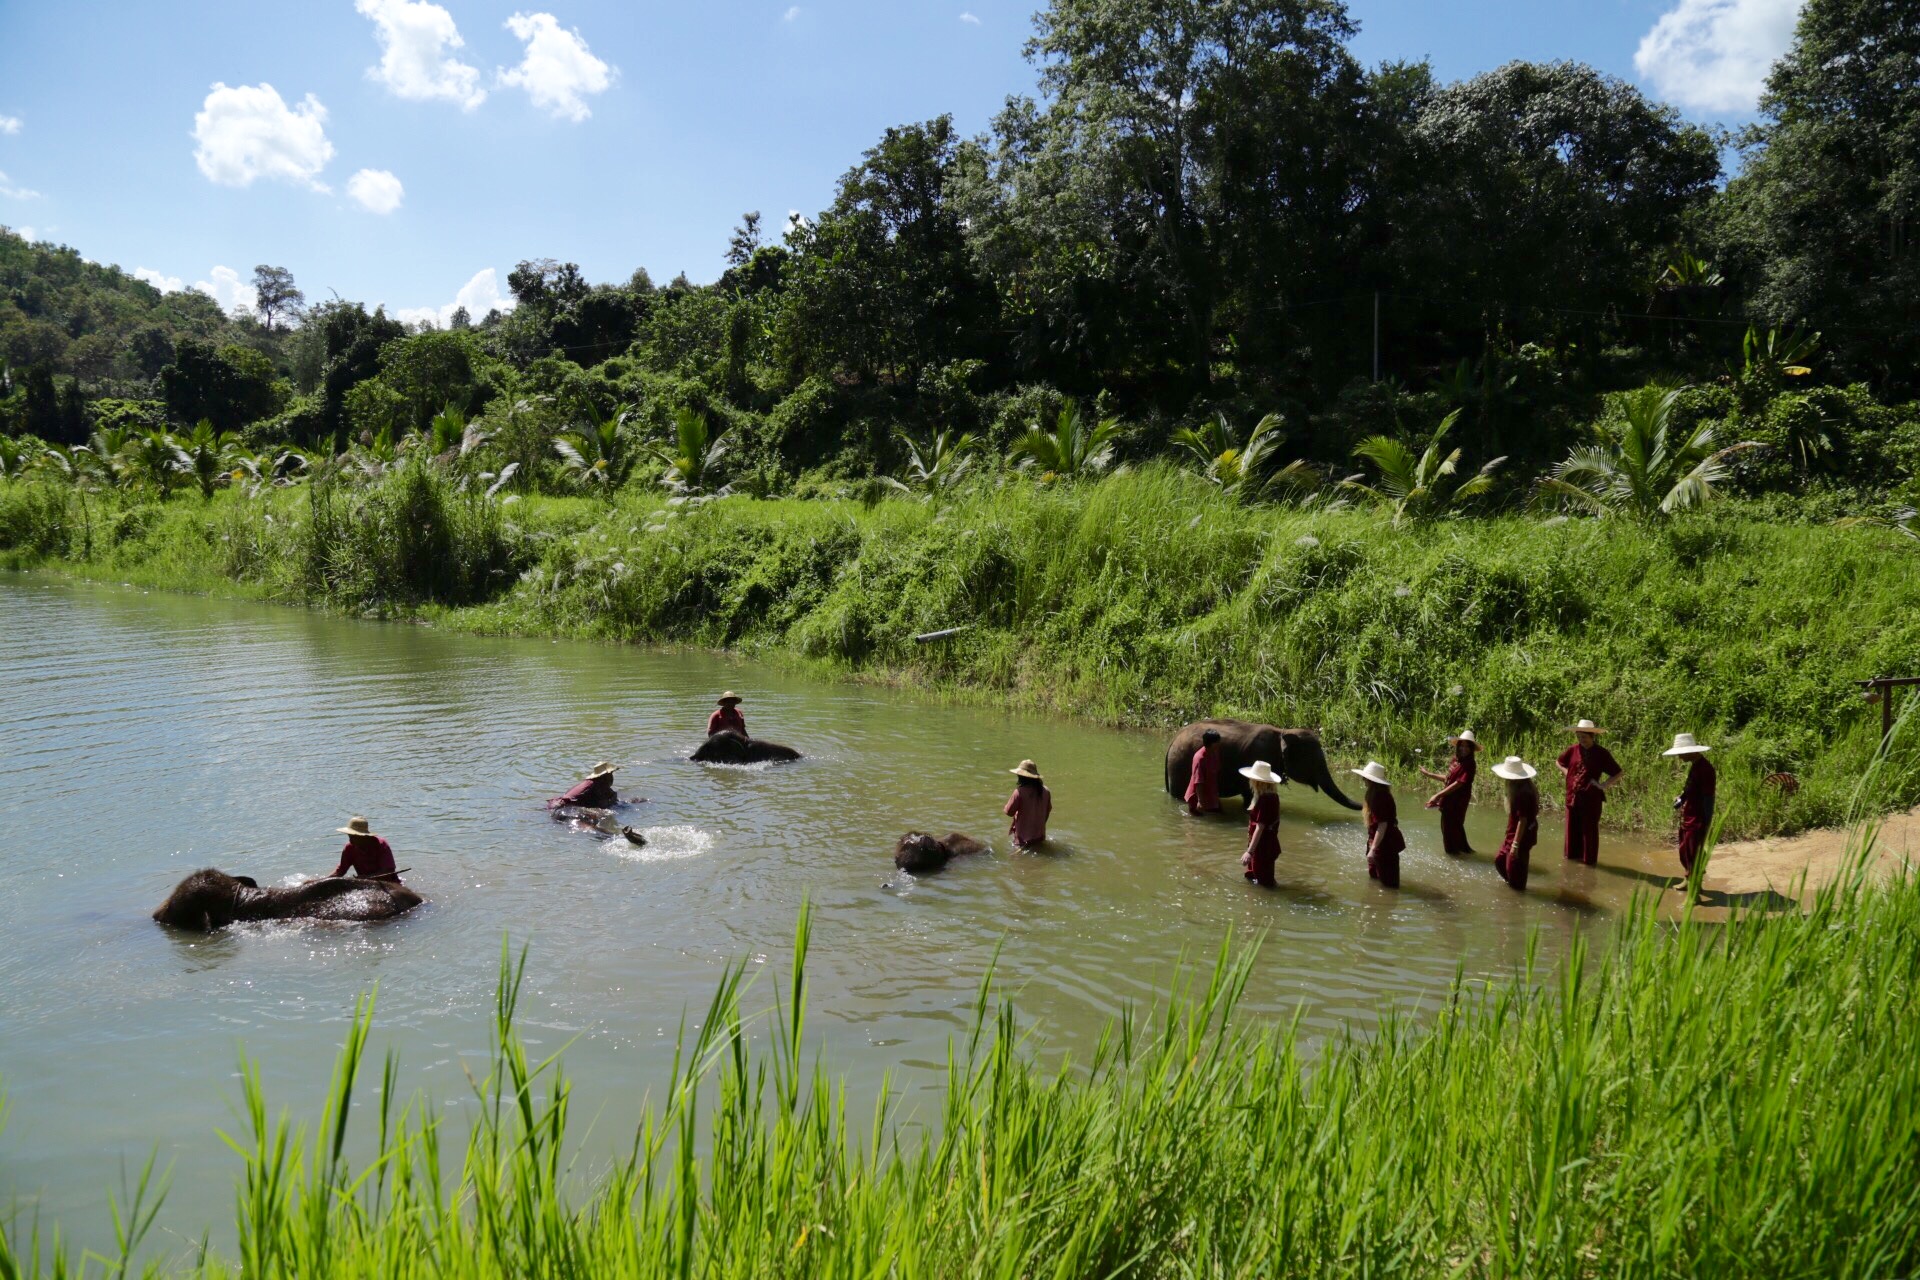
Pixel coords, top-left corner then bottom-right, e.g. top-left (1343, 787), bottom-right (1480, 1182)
top-left (1171, 412), bottom-right (1315, 502)
top-left (251, 265), bottom-right (303, 331)
top-left (650, 408), bottom-right (729, 494)
top-left (1541, 386), bottom-right (1760, 520)
top-left (554, 403), bottom-right (640, 496)
top-left (173, 420), bottom-right (238, 499)
top-left (1345, 409), bottom-right (1505, 524)
top-left (1009, 403), bottom-right (1120, 480)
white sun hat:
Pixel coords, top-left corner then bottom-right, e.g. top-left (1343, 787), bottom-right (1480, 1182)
top-left (1350, 760), bottom-right (1392, 786)
top-left (1492, 755), bottom-right (1537, 780)
top-left (1451, 729), bottom-right (1482, 750)
top-left (587, 760), bottom-right (617, 778)
top-left (1567, 718), bottom-right (1608, 735)
top-left (1238, 760), bottom-right (1284, 785)
top-left (1662, 733), bottom-right (1712, 756)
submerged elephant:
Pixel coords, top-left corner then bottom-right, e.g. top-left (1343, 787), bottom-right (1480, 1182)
top-left (690, 729), bottom-right (802, 764)
top-left (892, 831), bottom-right (988, 874)
top-left (152, 869), bottom-right (424, 932)
top-left (1163, 720), bottom-right (1361, 810)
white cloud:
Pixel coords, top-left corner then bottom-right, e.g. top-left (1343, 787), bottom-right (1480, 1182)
top-left (356, 0), bottom-right (486, 110)
top-left (0, 115), bottom-right (21, 135)
top-left (192, 82), bottom-right (335, 190)
top-left (783, 5), bottom-right (801, 19)
top-left (134, 267), bottom-right (184, 292)
top-left (959, 11), bottom-right (980, 23)
top-left (498, 12), bottom-right (614, 122)
top-left (194, 265), bottom-right (258, 317)
top-left (0, 170), bottom-right (38, 200)
top-left (1635, 0), bottom-right (1803, 114)
top-left (12, 225), bottom-right (37, 242)
top-left (347, 167), bottom-right (405, 214)
top-left (395, 267), bottom-right (518, 328)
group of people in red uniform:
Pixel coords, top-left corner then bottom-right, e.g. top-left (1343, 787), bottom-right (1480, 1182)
top-left (1184, 719), bottom-right (1719, 894)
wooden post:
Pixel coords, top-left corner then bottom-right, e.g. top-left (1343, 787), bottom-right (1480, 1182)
top-left (1860, 676), bottom-right (1920, 745)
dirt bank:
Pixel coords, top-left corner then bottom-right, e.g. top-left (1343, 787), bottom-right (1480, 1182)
top-left (1699, 805), bottom-right (1920, 906)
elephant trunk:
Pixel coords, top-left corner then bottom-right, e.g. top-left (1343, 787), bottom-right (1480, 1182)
top-left (1288, 736), bottom-right (1363, 810)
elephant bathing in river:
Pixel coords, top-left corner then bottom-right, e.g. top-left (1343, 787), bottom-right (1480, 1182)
top-left (892, 831), bottom-right (988, 874)
top-left (153, 869), bottom-right (423, 932)
top-left (690, 729), bottom-right (802, 764)
top-left (1164, 720), bottom-right (1361, 810)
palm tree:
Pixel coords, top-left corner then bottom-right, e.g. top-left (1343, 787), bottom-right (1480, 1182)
top-left (650, 408), bottom-right (729, 495)
top-left (1345, 410), bottom-right (1506, 525)
top-left (1171, 412), bottom-right (1317, 503)
top-left (425, 403), bottom-right (489, 467)
top-left (172, 421), bottom-right (237, 499)
top-left (1540, 386), bottom-right (1761, 520)
top-left (127, 428), bottom-right (182, 497)
top-left (229, 446), bottom-right (313, 497)
top-left (1009, 404), bottom-right (1121, 480)
top-left (554, 403), bottom-right (640, 496)
top-left (897, 427), bottom-right (978, 495)
top-left (86, 426), bottom-right (136, 490)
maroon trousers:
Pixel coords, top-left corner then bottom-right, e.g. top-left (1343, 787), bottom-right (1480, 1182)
top-left (1495, 814), bottom-right (1537, 890)
top-left (1676, 804), bottom-right (1714, 874)
top-left (1563, 791), bottom-right (1603, 866)
top-left (1438, 792), bottom-right (1473, 856)
top-left (1367, 824), bottom-right (1405, 889)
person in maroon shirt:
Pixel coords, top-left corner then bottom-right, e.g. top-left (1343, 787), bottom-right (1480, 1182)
top-left (1664, 733), bottom-right (1717, 877)
top-left (1556, 719), bottom-right (1623, 866)
top-left (1186, 729), bottom-right (1223, 815)
top-left (706, 692), bottom-right (747, 738)
top-left (548, 761), bottom-right (618, 810)
top-left (1353, 761), bottom-right (1405, 889)
top-left (1420, 730), bottom-right (1481, 855)
top-left (1490, 756), bottom-right (1540, 891)
top-left (1003, 759), bottom-right (1052, 848)
top-left (1237, 759), bottom-right (1284, 887)
top-left (329, 816), bottom-right (400, 882)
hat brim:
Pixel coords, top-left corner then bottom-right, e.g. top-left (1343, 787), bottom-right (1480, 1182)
top-left (1492, 765), bottom-right (1537, 780)
top-left (717, 696), bottom-right (742, 705)
top-left (337, 827), bottom-right (378, 837)
top-left (1451, 737), bottom-right (1483, 750)
top-left (1567, 726), bottom-right (1609, 735)
top-left (1010, 767), bottom-right (1042, 779)
top-left (588, 767), bottom-right (617, 778)
top-left (1662, 744), bottom-right (1711, 756)
top-left (1350, 769), bottom-right (1391, 786)
top-left (1237, 766), bottom-right (1278, 782)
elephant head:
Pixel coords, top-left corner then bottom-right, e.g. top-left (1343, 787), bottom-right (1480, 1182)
top-left (1164, 719), bottom-right (1361, 810)
top-left (892, 831), bottom-right (988, 873)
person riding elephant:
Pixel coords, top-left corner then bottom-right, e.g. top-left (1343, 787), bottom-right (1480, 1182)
top-left (153, 868), bottom-right (423, 932)
top-left (1163, 720), bottom-right (1361, 810)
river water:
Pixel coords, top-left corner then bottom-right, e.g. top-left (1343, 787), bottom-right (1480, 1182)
top-left (0, 577), bottom-right (1681, 1255)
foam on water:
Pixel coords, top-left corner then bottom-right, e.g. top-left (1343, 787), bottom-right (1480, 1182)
top-left (605, 824), bottom-right (714, 862)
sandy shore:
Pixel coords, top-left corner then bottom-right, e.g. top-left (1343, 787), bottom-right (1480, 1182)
top-left (1693, 805), bottom-right (1920, 908)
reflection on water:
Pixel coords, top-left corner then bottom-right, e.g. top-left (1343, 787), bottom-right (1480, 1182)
top-left (0, 576), bottom-right (1686, 1252)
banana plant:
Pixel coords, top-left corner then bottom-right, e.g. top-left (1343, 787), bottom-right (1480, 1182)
top-left (1008, 403), bottom-right (1121, 481)
top-left (1732, 325), bottom-right (1820, 386)
top-left (1344, 409), bottom-right (1506, 525)
top-left (649, 407), bottom-right (730, 495)
top-left (1539, 385), bottom-right (1761, 520)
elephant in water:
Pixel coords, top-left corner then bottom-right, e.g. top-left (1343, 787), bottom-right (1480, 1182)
top-left (892, 831), bottom-right (988, 874)
top-left (1163, 720), bottom-right (1361, 810)
top-left (153, 869), bottom-right (423, 932)
top-left (690, 729), bottom-right (802, 765)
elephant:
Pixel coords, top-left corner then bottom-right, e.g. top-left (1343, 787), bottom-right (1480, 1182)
top-left (690, 729), bottom-right (802, 765)
top-left (892, 831), bottom-right (989, 874)
top-left (1163, 720), bottom-right (1361, 810)
top-left (153, 868), bottom-right (424, 932)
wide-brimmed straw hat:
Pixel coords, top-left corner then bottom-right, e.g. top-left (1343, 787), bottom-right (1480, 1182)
top-left (1663, 733), bottom-right (1712, 757)
top-left (1238, 760), bottom-right (1283, 785)
top-left (587, 760), bottom-right (617, 778)
top-left (1009, 759), bottom-right (1043, 779)
top-left (1351, 760), bottom-right (1392, 786)
top-left (1492, 755), bottom-right (1537, 781)
top-left (336, 816), bottom-right (378, 838)
top-left (717, 691), bottom-right (743, 705)
top-left (1451, 729), bottom-right (1483, 750)
top-left (1567, 719), bottom-right (1608, 735)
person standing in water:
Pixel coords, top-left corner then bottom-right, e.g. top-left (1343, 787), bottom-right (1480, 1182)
top-left (1665, 733), bottom-right (1717, 879)
top-left (1490, 756), bottom-right (1539, 891)
top-left (1353, 761), bottom-right (1405, 889)
top-left (1238, 759), bottom-right (1284, 888)
top-left (707, 692), bottom-right (747, 737)
top-left (1420, 730), bottom-right (1481, 855)
top-left (1556, 719), bottom-right (1623, 867)
top-left (328, 816), bottom-right (400, 883)
top-left (1186, 729), bottom-right (1223, 815)
top-left (549, 761), bottom-right (618, 810)
top-left (1004, 759), bottom-right (1052, 849)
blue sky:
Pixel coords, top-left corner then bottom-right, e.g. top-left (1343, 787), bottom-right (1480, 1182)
top-left (0, 0), bottom-right (1801, 324)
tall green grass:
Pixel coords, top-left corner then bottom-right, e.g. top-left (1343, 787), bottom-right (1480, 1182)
top-left (5, 465), bottom-right (1918, 836)
top-left (7, 847), bottom-right (1919, 1276)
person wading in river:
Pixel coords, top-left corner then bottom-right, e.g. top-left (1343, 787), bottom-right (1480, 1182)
top-left (1420, 730), bottom-right (1481, 856)
top-left (707, 692), bottom-right (747, 737)
top-left (1665, 733), bottom-right (1717, 880)
top-left (1354, 761), bottom-right (1405, 889)
top-left (1491, 756), bottom-right (1540, 891)
top-left (1556, 719), bottom-right (1623, 867)
top-left (1186, 729), bottom-right (1223, 816)
top-left (1003, 760), bottom-right (1052, 849)
top-left (328, 816), bottom-right (401, 883)
top-left (1238, 759), bottom-right (1284, 888)
top-left (549, 761), bottom-right (618, 810)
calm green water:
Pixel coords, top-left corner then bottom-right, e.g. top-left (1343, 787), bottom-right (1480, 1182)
top-left (0, 577), bottom-right (1678, 1255)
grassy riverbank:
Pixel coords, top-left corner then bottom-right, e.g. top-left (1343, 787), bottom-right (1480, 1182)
top-left (8, 841), bottom-right (1919, 1276)
top-left (4, 465), bottom-right (1919, 838)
